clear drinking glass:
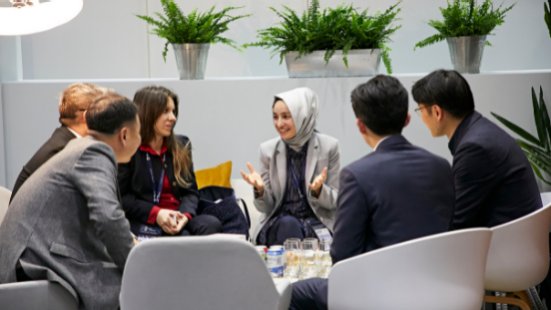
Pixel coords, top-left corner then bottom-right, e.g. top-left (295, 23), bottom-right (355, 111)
top-left (300, 238), bottom-right (319, 279)
top-left (318, 239), bottom-right (332, 278)
top-left (283, 238), bottom-right (301, 279)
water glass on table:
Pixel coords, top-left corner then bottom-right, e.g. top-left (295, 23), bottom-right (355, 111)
top-left (283, 238), bottom-right (301, 279)
top-left (300, 238), bottom-right (319, 279)
top-left (318, 238), bottom-right (332, 278)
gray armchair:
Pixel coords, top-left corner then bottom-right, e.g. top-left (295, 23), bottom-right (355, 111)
top-left (0, 280), bottom-right (78, 310)
top-left (120, 234), bottom-right (291, 310)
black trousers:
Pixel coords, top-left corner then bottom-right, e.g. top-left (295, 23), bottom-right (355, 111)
top-left (290, 277), bottom-right (328, 310)
top-left (180, 214), bottom-right (222, 236)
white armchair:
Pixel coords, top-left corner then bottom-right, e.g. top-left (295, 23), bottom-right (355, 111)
top-left (484, 203), bottom-right (551, 309)
top-left (120, 234), bottom-right (291, 310)
top-left (0, 186), bottom-right (11, 224)
top-left (0, 280), bottom-right (78, 310)
top-left (328, 228), bottom-right (493, 310)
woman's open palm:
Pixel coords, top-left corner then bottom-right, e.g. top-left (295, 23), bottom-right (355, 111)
top-left (241, 162), bottom-right (265, 195)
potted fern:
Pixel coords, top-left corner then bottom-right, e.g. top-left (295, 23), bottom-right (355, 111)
top-left (414, 0), bottom-right (514, 74)
top-left (491, 87), bottom-right (551, 187)
top-left (248, 0), bottom-right (401, 78)
top-left (137, 0), bottom-right (248, 79)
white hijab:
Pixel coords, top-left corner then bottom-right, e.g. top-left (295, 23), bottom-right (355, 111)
top-left (274, 87), bottom-right (319, 152)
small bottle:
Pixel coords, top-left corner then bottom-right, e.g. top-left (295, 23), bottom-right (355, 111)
top-left (255, 245), bottom-right (267, 262)
top-left (266, 245), bottom-right (284, 278)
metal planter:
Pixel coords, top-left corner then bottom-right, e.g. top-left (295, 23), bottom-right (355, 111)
top-left (285, 49), bottom-right (381, 78)
top-left (172, 43), bottom-right (210, 80)
top-left (446, 36), bottom-right (486, 74)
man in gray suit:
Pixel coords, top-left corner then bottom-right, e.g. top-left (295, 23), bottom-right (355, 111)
top-left (0, 92), bottom-right (142, 310)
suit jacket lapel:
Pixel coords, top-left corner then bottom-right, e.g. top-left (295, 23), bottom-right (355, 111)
top-left (274, 140), bottom-right (287, 198)
top-left (305, 135), bottom-right (319, 184)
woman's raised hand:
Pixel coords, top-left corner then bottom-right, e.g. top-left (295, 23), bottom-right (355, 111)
top-left (309, 166), bottom-right (328, 198)
top-left (240, 162), bottom-right (265, 196)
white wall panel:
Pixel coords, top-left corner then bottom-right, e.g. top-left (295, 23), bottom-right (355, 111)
top-left (0, 85), bottom-right (6, 186)
top-left (2, 72), bottom-right (550, 190)
top-left (20, 0), bottom-right (149, 79)
top-left (4, 0), bottom-right (549, 80)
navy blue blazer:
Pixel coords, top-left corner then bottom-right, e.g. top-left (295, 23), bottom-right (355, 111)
top-left (330, 135), bottom-right (455, 264)
top-left (449, 111), bottom-right (541, 229)
top-left (11, 126), bottom-right (76, 202)
top-left (118, 135), bottom-right (199, 231)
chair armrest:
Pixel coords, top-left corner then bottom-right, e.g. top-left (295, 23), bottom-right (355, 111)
top-left (273, 278), bottom-right (292, 310)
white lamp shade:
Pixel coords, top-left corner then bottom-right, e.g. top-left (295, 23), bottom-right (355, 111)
top-left (0, 0), bottom-right (83, 36)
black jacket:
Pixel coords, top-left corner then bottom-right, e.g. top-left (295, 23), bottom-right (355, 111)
top-left (331, 135), bottom-right (455, 264)
top-left (118, 135), bottom-right (198, 231)
top-left (449, 111), bottom-right (541, 228)
top-left (11, 126), bottom-right (76, 202)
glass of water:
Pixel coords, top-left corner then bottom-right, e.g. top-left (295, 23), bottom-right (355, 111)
top-left (300, 238), bottom-right (319, 279)
top-left (318, 239), bottom-right (332, 278)
top-left (283, 238), bottom-right (301, 279)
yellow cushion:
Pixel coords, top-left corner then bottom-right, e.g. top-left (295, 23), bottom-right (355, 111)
top-left (195, 161), bottom-right (232, 190)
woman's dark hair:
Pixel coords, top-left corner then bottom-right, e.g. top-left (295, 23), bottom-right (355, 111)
top-left (351, 75), bottom-right (408, 135)
top-left (412, 69), bottom-right (475, 118)
top-left (133, 85), bottom-right (192, 188)
top-left (86, 93), bottom-right (137, 134)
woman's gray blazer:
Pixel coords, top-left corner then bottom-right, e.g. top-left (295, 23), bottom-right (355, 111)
top-left (252, 133), bottom-right (340, 241)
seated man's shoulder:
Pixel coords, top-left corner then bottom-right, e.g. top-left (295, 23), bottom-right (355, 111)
top-left (63, 138), bottom-right (117, 166)
top-left (345, 152), bottom-right (387, 177)
top-left (414, 145), bottom-right (450, 165)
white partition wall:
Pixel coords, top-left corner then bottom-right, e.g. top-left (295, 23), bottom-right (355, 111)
top-left (0, 85), bottom-right (6, 186)
top-left (2, 0), bottom-right (548, 80)
top-left (1, 71), bottom-right (550, 189)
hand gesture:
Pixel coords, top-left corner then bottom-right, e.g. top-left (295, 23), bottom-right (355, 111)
top-left (240, 162), bottom-right (265, 196)
top-left (309, 167), bottom-right (328, 198)
top-left (157, 209), bottom-right (182, 235)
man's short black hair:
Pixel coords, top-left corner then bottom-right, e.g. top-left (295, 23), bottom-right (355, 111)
top-left (411, 69), bottom-right (475, 118)
top-left (86, 93), bottom-right (137, 134)
top-left (351, 74), bottom-right (409, 136)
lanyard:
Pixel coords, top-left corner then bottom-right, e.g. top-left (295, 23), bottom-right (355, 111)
top-left (289, 157), bottom-right (305, 199)
top-left (145, 152), bottom-right (166, 204)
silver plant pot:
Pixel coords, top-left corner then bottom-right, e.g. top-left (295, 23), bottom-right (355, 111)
top-left (172, 43), bottom-right (210, 80)
top-left (446, 36), bottom-right (486, 74)
top-left (284, 49), bottom-right (381, 78)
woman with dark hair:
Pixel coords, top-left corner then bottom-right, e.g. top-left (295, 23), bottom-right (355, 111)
top-left (241, 87), bottom-right (340, 246)
top-left (119, 85), bottom-right (221, 239)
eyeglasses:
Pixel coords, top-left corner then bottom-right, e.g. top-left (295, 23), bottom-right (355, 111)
top-left (414, 105), bottom-right (427, 115)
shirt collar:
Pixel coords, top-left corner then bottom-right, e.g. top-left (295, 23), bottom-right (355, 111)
top-left (66, 127), bottom-right (82, 138)
top-left (448, 111), bottom-right (479, 155)
top-left (139, 144), bottom-right (168, 156)
top-left (373, 136), bottom-right (390, 151)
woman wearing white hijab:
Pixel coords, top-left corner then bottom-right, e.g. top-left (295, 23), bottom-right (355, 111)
top-left (241, 87), bottom-right (340, 246)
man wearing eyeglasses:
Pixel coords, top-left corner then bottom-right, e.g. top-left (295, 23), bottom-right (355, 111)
top-left (290, 75), bottom-right (455, 310)
top-left (412, 69), bottom-right (541, 229)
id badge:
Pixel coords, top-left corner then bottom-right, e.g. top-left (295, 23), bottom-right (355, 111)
top-left (313, 226), bottom-right (333, 243)
top-left (137, 224), bottom-right (163, 240)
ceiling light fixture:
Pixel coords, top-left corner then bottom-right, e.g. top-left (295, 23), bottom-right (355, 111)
top-left (0, 0), bottom-right (83, 36)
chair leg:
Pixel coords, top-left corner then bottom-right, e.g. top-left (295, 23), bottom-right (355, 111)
top-left (527, 287), bottom-right (548, 310)
top-left (484, 293), bottom-right (531, 310)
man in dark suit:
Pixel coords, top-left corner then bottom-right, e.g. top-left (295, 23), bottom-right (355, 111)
top-left (0, 92), bottom-right (141, 310)
top-left (10, 82), bottom-right (107, 202)
top-left (412, 69), bottom-right (541, 229)
top-left (290, 75), bottom-right (455, 310)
